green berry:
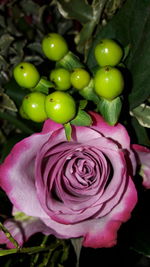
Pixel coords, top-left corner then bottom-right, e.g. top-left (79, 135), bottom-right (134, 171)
top-left (94, 39), bottom-right (123, 67)
top-left (42, 33), bottom-right (68, 61)
top-left (19, 105), bottom-right (29, 119)
top-left (45, 91), bottom-right (76, 124)
top-left (22, 92), bottom-right (47, 122)
top-left (50, 68), bottom-right (71, 91)
top-left (94, 66), bottom-right (124, 100)
top-left (70, 68), bottom-right (90, 90)
top-left (13, 62), bottom-right (40, 89)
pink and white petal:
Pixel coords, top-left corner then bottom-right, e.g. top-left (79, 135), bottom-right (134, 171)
top-left (0, 217), bottom-right (52, 248)
top-left (41, 177), bottom-right (137, 248)
top-left (82, 177), bottom-right (137, 248)
top-left (0, 133), bottom-right (51, 219)
top-left (89, 111), bottom-right (131, 149)
top-left (89, 112), bottom-right (137, 175)
top-left (132, 144), bottom-right (150, 188)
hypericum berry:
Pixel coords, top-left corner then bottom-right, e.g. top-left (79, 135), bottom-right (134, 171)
top-left (94, 66), bottom-right (124, 100)
top-left (19, 105), bottom-right (29, 119)
top-left (22, 92), bottom-right (47, 122)
top-left (70, 68), bottom-right (90, 90)
top-left (94, 39), bottom-right (123, 67)
top-left (45, 91), bottom-right (76, 124)
top-left (42, 33), bottom-right (68, 61)
top-left (50, 68), bottom-right (71, 91)
top-left (13, 62), bottom-right (40, 89)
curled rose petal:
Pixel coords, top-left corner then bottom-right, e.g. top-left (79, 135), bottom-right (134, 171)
top-left (0, 215), bottom-right (51, 248)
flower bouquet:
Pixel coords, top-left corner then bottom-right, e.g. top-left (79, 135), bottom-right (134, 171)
top-left (0, 0), bottom-right (150, 266)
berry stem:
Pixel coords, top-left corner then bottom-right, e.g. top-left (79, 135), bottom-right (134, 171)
top-left (79, 79), bottom-right (99, 105)
top-left (56, 51), bottom-right (84, 71)
top-left (32, 77), bottom-right (54, 94)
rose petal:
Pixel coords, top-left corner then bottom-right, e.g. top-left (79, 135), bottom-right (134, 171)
top-left (0, 216), bottom-right (51, 248)
top-left (41, 177), bottom-right (137, 248)
top-left (0, 133), bottom-right (51, 219)
top-left (132, 144), bottom-right (150, 188)
top-left (89, 111), bottom-right (137, 175)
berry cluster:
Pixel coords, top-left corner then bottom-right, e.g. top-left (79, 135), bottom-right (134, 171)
top-left (94, 39), bottom-right (124, 100)
top-left (13, 33), bottom-right (125, 126)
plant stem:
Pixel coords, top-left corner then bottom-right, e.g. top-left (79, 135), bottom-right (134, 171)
top-left (0, 241), bottom-right (62, 257)
top-left (0, 222), bottom-right (20, 249)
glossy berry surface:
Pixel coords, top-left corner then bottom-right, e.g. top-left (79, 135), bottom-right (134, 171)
top-left (42, 33), bottom-right (68, 61)
top-left (94, 66), bottom-right (124, 100)
top-left (22, 92), bottom-right (47, 122)
top-left (45, 91), bottom-right (76, 124)
top-left (19, 105), bottom-right (29, 119)
top-left (13, 62), bottom-right (40, 89)
top-left (70, 68), bottom-right (90, 90)
top-left (94, 39), bottom-right (123, 67)
top-left (50, 68), bottom-right (71, 91)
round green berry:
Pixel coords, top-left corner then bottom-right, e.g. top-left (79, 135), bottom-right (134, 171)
top-left (13, 62), bottom-right (40, 89)
top-left (50, 68), bottom-right (71, 91)
top-left (45, 91), bottom-right (76, 124)
top-left (70, 68), bottom-right (90, 90)
top-left (19, 105), bottom-right (29, 119)
top-left (42, 33), bottom-right (68, 61)
top-left (22, 92), bottom-right (47, 122)
top-left (94, 39), bottom-right (123, 67)
top-left (94, 66), bottom-right (124, 100)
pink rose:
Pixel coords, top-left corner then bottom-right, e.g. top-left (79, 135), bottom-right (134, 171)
top-left (0, 112), bottom-right (138, 248)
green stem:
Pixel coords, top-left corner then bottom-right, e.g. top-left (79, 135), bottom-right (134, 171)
top-left (79, 79), bottom-right (99, 105)
top-left (0, 111), bottom-right (34, 134)
top-left (0, 241), bottom-right (62, 257)
top-left (32, 77), bottom-right (54, 94)
top-left (0, 222), bottom-right (20, 249)
top-left (56, 51), bottom-right (84, 71)
top-left (31, 235), bottom-right (49, 266)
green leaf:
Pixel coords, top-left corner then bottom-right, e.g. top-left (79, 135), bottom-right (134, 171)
top-left (0, 34), bottom-right (14, 56)
top-left (87, 0), bottom-right (150, 109)
top-left (56, 51), bottom-right (84, 71)
top-left (130, 103), bottom-right (150, 128)
top-left (27, 42), bottom-right (43, 56)
top-left (21, 0), bottom-right (40, 15)
top-left (32, 77), bottom-right (54, 94)
top-left (98, 97), bottom-right (122, 125)
top-left (71, 109), bottom-right (92, 126)
top-left (75, 0), bottom-right (108, 55)
top-left (4, 79), bottom-right (29, 107)
top-left (0, 111), bottom-right (34, 135)
top-left (64, 123), bottom-right (72, 141)
top-left (56, 0), bottom-right (93, 24)
top-left (131, 117), bottom-right (150, 147)
top-left (0, 92), bottom-right (17, 112)
top-left (79, 99), bottom-right (88, 110)
top-left (56, 0), bottom-right (108, 55)
top-left (79, 79), bottom-right (99, 105)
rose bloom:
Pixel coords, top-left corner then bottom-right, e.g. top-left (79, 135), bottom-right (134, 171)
top-left (0, 112), bottom-right (149, 248)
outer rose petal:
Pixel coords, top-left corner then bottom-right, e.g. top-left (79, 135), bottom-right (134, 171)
top-left (0, 217), bottom-right (51, 248)
top-left (0, 133), bottom-right (53, 218)
top-left (132, 144), bottom-right (150, 188)
top-left (89, 111), bottom-right (137, 175)
top-left (41, 178), bottom-right (137, 248)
